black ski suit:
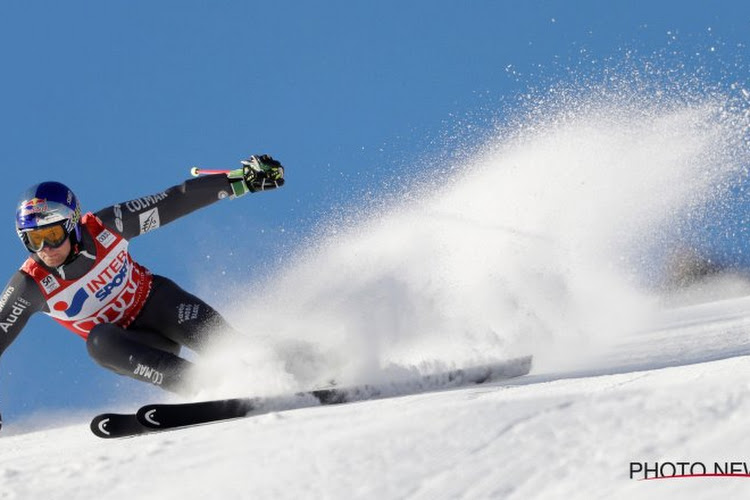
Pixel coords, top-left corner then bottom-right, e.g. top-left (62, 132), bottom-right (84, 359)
top-left (0, 174), bottom-right (242, 393)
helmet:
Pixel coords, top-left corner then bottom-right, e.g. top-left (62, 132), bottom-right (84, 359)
top-left (15, 181), bottom-right (82, 251)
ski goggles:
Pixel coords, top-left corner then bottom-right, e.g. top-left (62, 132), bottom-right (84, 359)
top-left (22, 224), bottom-right (68, 253)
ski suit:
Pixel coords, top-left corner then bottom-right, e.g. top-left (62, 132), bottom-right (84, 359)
top-left (0, 174), bottom-right (240, 393)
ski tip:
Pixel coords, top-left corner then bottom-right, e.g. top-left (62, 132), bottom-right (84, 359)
top-left (90, 413), bottom-right (124, 438)
top-left (136, 406), bottom-right (164, 429)
top-left (90, 414), bottom-right (113, 438)
top-left (190, 166), bottom-right (200, 177)
top-left (90, 413), bottom-right (150, 439)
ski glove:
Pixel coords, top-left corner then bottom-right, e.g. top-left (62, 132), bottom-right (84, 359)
top-left (228, 155), bottom-right (285, 197)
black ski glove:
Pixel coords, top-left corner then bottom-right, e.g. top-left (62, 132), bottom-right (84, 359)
top-left (228, 155), bottom-right (285, 197)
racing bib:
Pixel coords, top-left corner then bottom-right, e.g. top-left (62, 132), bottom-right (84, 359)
top-left (21, 213), bottom-right (153, 339)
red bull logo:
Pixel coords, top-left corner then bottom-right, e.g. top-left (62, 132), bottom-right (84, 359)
top-left (21, 198), bottom-right (48, 215)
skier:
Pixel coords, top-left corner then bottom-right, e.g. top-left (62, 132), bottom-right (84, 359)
top-left (0, 155), bottom-right (284, 400)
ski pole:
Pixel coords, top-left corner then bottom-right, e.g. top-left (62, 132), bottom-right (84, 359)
top-left (190, 167), bottom-right (231, 177)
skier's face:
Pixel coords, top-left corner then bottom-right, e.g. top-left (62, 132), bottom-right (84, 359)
top-left (36, 236), bottom-right (71, 267)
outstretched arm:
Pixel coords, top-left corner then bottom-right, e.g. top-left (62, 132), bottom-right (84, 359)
top-left (95, 155), bottom-right (285, 240)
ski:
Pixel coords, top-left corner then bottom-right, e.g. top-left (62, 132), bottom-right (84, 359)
top-left (137, 397), bottom-right (256, 430)
top-left (91, 355), bottom-right (532, 438)
top-left (90, 412), bottom-right (152, 439)
top-left (310, 353), bottom-right (533, 404)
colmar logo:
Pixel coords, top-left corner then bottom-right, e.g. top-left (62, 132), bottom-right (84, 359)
top-left (125, 192), bottom-right (168, 213)
top-left (134, 364), bottom-right (164, 385)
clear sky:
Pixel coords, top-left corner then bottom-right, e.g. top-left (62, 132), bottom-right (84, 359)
top-left (1, 1), bottom-right (749, 421)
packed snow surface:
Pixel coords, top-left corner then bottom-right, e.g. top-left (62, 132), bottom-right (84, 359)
top-left (3, 294), bottom-right (750, 499)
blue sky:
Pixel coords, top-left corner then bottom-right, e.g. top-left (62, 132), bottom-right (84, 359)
top-left (1, 1), bottom-right (749, 421)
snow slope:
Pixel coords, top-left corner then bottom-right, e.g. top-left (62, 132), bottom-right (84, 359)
top-left (3, 294), bottom-right (750, 499)
top-left (5, 84), bottom-right (750, 499)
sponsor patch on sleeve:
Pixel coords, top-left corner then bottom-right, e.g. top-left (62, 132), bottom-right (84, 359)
top-left (139, 208), bottom-right (161, 234)
top-left (96, 229), bottom-right (117, 248)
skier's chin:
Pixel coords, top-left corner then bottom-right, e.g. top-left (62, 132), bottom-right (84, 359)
top-left (37, 241), bottom-right (71, 267)
top-left (38, 252), bottom-right (65, 267)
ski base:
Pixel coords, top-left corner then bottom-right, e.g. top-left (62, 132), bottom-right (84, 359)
top-left (91, 355), bottom-right (532, 439)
